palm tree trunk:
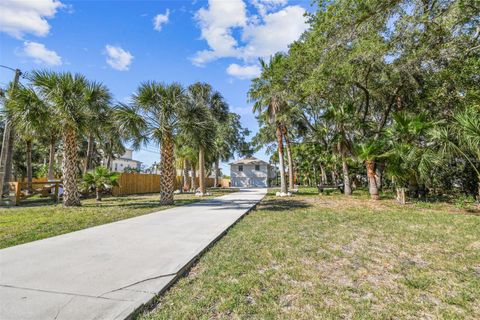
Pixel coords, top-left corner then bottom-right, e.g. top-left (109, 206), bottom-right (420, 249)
top-left (375, 162), bottom-right (385, 191)
top-left (1, 120), bottom-right (15, 196)
top-left (106, 138), bottom-right (113, 170)
top-left (366, 160), bottom-right (379, 200)
top-left (26, 140), bottom-right (33, 194)
top-left (83, 134), bottom-right (94, 174)
top-left (214, 158), bottom-right (220, 188)
top-left (283, 126), bottom-right (294, 191)
top-left (342, 155), bottom-right (352, 195)
top-left (96, 187), bottom-right (102, 201)
top-left (191, 166), bottom-right (197, 191)
top-left (183, 159), bottom-right (190, 191)
top-left (62, 127), bottom-right (81, 207)
top-left (159, 133), bottom-right (175, 205)
top-left (320, 164), bottom-right (327, 185)
top-left (477, 176), bottom-right (480, 204)
top-left (408, 175), bottom-right (419, 199)
top-left (198, 146), bottom-right (206, 194)
top-left (48, 136), bottom-right (56, 180)
top-left (276, 123), bottom-right (287, 194)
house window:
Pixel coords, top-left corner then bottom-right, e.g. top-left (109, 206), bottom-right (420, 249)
top-left (238, 165), bottom-right (243, 172)
top-left (255, 165), bottom-right (260, 171)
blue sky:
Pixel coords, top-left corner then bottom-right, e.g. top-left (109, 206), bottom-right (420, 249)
top-left (0, 0), bottom-right (311, 173)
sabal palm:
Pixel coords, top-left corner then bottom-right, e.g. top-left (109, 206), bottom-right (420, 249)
top-left (184, 83), bottom-right (218, 194)
top-left (249, 53), bottom-right (289, 194)
top-left (355, 140), bottom-right (386, 200)
top-left (325, 103), bottom-right (356, 195)
top-left (117, 82), bottom-right (186, 205)
top-left (9, 86), bottom-right (49, 191)
top-left (32, 71), bottom-right (89, 206)
top-left (82, 166), bottom-right (120, 201)
top-left (213, 113), bottom-right (246, 187)
top-left (83, 82), bottom-right (111, 173)
top-left (430, 106), bottom-right (480, 200)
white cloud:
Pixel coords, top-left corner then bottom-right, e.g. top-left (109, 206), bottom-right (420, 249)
top-left (22, 41), bottom-right (62, 65)
top-left (231, 105), bottom-right (253, 115)
top-left (192, 0), bottom-right (247, 65)
top-left (0, 0), bottom-right (64, 38)
top-left (192, 0), bottom-right (308, 74)
top-left (251, 0), bottom-right (287, 16)
top-left (226, 63), bottom-right (261, 80)
top-left (242, 6), bottom-right (308, 60)
top-left (153, 9), bottom-right (170, 32)
top-left (105, 45), bottom-right (133, 71)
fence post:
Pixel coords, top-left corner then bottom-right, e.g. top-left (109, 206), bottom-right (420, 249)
top-left (54, 183), bottom-right (59, 203)
top-left (14, 182), bottom-right (21, 206)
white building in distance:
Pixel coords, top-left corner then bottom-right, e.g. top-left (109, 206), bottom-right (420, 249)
top-left (110, 149), bottom-right (142, 172)
top-left (229, 157), bottom-right (274, 188)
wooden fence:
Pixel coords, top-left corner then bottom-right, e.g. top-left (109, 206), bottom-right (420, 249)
top-left (112, 173), bottom-right (230, 196)
top-left (6, 181), bottom-right (62, 206)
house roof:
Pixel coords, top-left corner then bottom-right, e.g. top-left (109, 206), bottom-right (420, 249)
top-left (229, 157), bottom-right (269, 166)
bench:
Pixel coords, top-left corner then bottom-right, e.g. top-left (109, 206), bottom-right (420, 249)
top-left (317, 184), bottom-right (344, 194)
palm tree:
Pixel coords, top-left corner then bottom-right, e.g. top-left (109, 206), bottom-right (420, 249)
top-left (82, 166), bottom-right (120, 201)
top-left (355, 140), bottom-right (387, 200)
top-left (115, 82), bottom-right (186, 205)
top-left (430, 106), bottom-right (480, 201)
top-left (249, 53), bottom-right (289, 195)
top-left (32, 71), bottom-right (90, 206)
top-left (325, 103), bottom-right (356, 195)
top-left (183, 83), bottom-right (217, 195)
top-left (213, 113), bottom-right (247, 187)
top-left (9, 85), bottom-right (49, 192)
top-left (82, 82), bottom-right (111, 174)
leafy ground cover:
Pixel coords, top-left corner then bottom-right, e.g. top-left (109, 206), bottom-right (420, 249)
top-left (138, 188), bottom-right (480, 320)
top-left (0, 188), bottom-right (237, 249)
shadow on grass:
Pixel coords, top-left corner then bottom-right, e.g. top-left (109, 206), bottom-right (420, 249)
top-left (259, 198), bottom-right (312, 212)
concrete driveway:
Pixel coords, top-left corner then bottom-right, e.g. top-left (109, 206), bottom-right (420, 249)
top-left (0, 188), bottom-right (266, 320)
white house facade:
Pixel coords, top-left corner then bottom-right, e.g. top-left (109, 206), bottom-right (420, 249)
top-left (230, 157), bottom-right (273, 188)
top-left (110, 149), bottom-right (142, 172)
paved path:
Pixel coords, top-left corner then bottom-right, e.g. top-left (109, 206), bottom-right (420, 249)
top-left (0, 189), bottom-right (266, 320)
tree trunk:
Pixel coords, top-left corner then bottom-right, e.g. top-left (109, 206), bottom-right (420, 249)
top-left (366, 160), bottom-right (379, 200)
top-left (48, 136), bottom-right (56, 180)
top-left (96, 187), bottom-right (101, 201)
top-left (26, 140), bottom-right (33, 194)
top-left (159, 132), bottom-right (175, 205)
top-left (198, 146), bottom-right (206, 194)
top-left (375, 162), bottom-right (385, 191)
top-left (408, 175), bottom-right (419, 199)
top-left (183, 159), bottom-right (190, 192)
top-left (0, 70), bottom-right (20, 197)
top-left (396, 187), bottom-right (406, 205)
top-left (106, 156), bottom-right (112, 170)
top-left (62, 127), bottom-right (81, 207)
top-left (276, 123), bottom-right (287, 194)
top-left (214, 158), bottom-right (220, 188)
top-left (342, 156), bottom-right (352, 195)
top-left (106, 138), bottom-right (113, 170)
top-left (477, 176), bottom-right (480, 204)
top-left (83, 134), bottom-right (94, 174)
top-left (1, 119), bottom-right (15, 196)
top-left (191, 166), bottom-right (197, 191)
top-left (283, 126), bottom-right (294, 191)
top-left (320, 164), bottom-right (327, 185)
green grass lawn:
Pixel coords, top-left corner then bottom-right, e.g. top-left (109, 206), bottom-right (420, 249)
top-left (138, 188), bottom-right (480, 320)
top-left (0, 188), bottom-right (237, 249)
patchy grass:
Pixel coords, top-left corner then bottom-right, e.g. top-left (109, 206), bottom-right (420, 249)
top-left (138, 188), bottom-right (480, 320)
top-left (0, 188), bottom-right (237, 249)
